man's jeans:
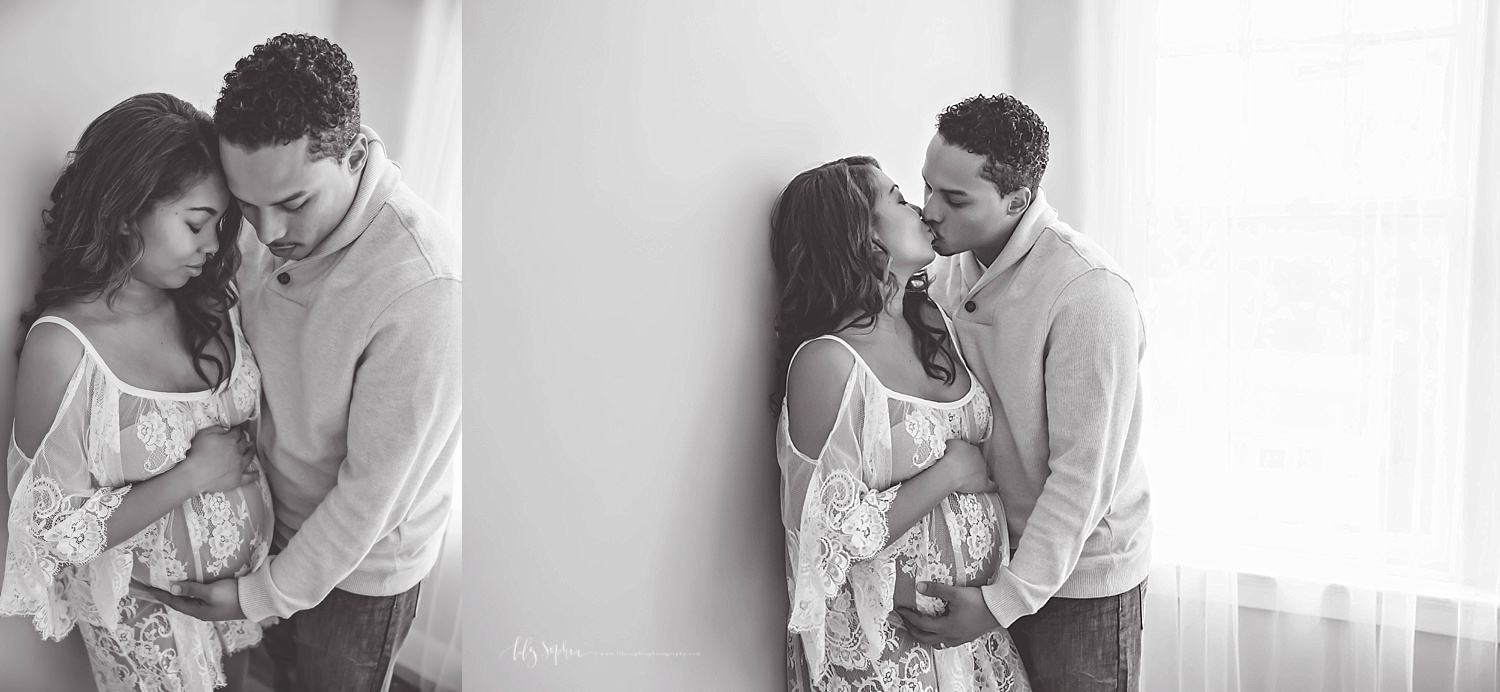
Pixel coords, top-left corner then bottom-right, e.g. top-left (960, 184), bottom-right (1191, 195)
top-left (1007, 579), bottom-right (1147, 692)
top-left (263, 582), bottom-right (422, 692)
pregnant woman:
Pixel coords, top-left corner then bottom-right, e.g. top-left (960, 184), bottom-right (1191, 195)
top-left (1, 93), bottom-right (273, 691)
top-left (772, 156), bottom-right (1031, 692)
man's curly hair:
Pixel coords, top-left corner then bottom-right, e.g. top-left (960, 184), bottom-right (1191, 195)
top-left (936, 94), bottom-right (1049, 196)
top-left (215, 33), bottom-right (360, 161)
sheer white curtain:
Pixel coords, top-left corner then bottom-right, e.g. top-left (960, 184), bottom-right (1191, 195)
top-left (1048, 0), bottom-right (1500, 688)
top-left (393, 0), bottom-right (461, 689)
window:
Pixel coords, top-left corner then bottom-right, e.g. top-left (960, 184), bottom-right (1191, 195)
top-left (1144, 0), bottom-right (1490, 597)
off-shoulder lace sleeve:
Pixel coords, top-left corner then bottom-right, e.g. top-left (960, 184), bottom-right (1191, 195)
top-left (778, 354), bottom-right (904, 684)
top-left (2, 357), bottom-right (132, 640)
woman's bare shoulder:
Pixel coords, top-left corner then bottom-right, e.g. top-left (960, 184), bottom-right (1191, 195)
top-left (785, 338), bottom-right (858, 458)
top-left (13, 315), bottom-right (89, 456)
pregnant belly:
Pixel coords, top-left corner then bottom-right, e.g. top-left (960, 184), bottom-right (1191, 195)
top-left (131, 462), bottom-right (274, 588)
top-left (891, 491), bottom-right (1007, 614)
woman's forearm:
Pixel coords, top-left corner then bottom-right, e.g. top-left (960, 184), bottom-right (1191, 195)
top-left (882, 463), bottom-right (957, 549)
top-left (103, 468), bottom-right (197, 550)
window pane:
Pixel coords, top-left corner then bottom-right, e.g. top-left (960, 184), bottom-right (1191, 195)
top-left (1243, 45), bottom-right (1351, 203)
top-left (1350, 0), bottom-right (1457, 33)
top-left (1157, 0), bottom-right (1245, 50)
top-left (1347, 39), bottom-right (1455, 200)
top-left (1248, 0), bottom-right (1342, 40)
top-left (1146, 2), bottom-right (1475, 584)
top-left (1155, 53), bottom-right (1244, 205)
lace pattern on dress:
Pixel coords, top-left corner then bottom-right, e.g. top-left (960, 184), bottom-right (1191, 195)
top-left (1, 308), bottom-right (271, 689)
top-left (779, 332), bottom-right (1030, 692)
top-left (31, 480), bottom-right (131, 569)
top-left (136, 402), bottom-right (193, 474)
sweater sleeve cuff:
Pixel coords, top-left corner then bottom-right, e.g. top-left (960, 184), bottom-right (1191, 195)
top-left (980, 580), bottom-right (1029, 629)
top-left (238, 555), bottom-right (285, 624)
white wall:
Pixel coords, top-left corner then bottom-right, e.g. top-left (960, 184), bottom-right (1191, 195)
top-left (1010, 0), bottom-right (1086, 216)
top-left (0, 2), bottom-right (433, 688)
top-left (470, 1), bottom-right (1011, 689)
top-left (330, 0), bottom-right (425, 162)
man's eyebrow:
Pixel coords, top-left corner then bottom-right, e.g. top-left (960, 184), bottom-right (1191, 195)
top-left (927, 182), bottom-right (968, 197)
top-left (238, 191), bottom-right (308, 208)
top-left (922, 176), bottom-right (967, 195)
top-left (270, 191), bottom-right (308, 207)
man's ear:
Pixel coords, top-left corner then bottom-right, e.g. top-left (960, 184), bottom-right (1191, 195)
top-left (344, 133), bottom-right (370, 174)
top-left (1005, 187), bottom-right (1033, 217)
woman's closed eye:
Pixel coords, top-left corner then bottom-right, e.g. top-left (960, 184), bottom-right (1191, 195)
top-left (188, 217), bottom-right (218, 234)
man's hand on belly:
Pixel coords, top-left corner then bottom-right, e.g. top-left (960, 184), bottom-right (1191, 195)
top-left (897, 582), bottom-right (1000, 648)
top-left (143, 577), bottom-right (247, 622)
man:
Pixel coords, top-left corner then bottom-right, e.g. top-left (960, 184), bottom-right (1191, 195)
top-left (897, 94), bottom-right (1152, 691)
top-left (149, 33), bottom-right (462, 691)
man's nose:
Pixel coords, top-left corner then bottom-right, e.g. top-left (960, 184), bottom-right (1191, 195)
top-left (254, 216), bottom-right (286, 245)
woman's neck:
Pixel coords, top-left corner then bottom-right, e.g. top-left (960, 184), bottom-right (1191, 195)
top-left (846, 269), bottom-right (914, 337)
top-left (880, 285), bottom-right (907, 324)
top-left (88, 278), bottom-right (172, 316)
top-left (883, 266), bottom-right (917, 321)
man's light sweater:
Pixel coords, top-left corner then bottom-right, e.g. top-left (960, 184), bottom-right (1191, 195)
top-left (928, 189), bottom-right (1151, 628)
top-left (234, 127), bottom-right (462, 622)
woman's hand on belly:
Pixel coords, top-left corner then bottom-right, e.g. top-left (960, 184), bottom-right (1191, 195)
top-left (178, 424), bottom-right (260, 494)
top-left (933, 439), bottom-right (996, 495)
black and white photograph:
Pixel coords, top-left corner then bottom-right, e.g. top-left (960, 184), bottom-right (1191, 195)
top-left (2, 0), bottom-right (1499, 690)
top-left (0, 1), bottom-right (461, 690)
top-left (477, 0), bottom-right (1500, 690)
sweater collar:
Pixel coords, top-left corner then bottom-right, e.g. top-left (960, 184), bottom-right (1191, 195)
top-left (276, 125), bottom-right (400, 270)
top-left (960, 187), bottom-right (1059, 299)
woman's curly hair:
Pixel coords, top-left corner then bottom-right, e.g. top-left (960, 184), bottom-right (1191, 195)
top-left (215, 33), bottom-right (360, 160)
top-left (770, 156), bottom-right (957, 411)
top-left (21, 93), bottom-right (244, 389)
top-left (936, 94), bottom-right (1050, 196)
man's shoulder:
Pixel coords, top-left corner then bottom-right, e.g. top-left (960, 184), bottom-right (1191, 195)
top-left (390, 185), bottom-right (459, 277)
top-left (1031, 222), bottom-right (1117, 273)
top-left (349, 186), bottom-right (461, 287)
top-left (1024, 223), bottom-right (1132, 293)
